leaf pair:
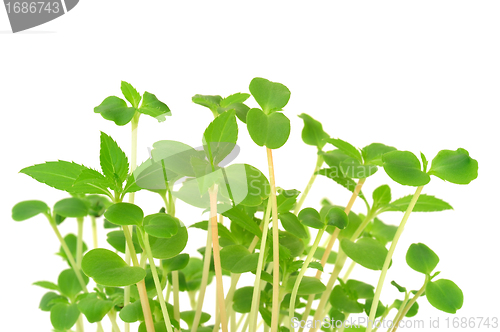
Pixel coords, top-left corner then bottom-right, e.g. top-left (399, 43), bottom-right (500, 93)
top-left (95, 81), bottom-right (171, 125)
top-left (192, 92), bottom-right (250, 121)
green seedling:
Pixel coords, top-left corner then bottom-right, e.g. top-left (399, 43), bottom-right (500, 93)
top-left (12, 79), bottom-right (478, 332)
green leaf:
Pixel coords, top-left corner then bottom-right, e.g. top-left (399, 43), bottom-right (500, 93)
top-left (94, 96), bottom-right (136, 126)
top-left (308, 246), bottom-right (337, 264)
top-left (222, 206), bottom-right (262, 238)
top-left (364, 298), bottom-right (386, 318)
top-left (203, 110), bottom-right (238, 166)
top-left (54, 198), bottom-right (89, 218)
top-left (372, 185), bottom-right (391, 210)
top-left (86, 195), bottom-right (112, 217)
top-left (221, 92), bottom-right (250, 108)
top-left (58, 269), bottom-right (89, 299)
top-left (12, 200), bottom-right (48, 221)
top-left (120, 299), bottom-right (155, 323)
top-left (151, 140), bottom-right (203, 177)
top-left (317, 168), bottom-right (366, 202)
top-left (181, 310), bottom-right (211, 327)
top-left (382, 151), bottom-right (431, 186)
top-left (100, 132), bottom-right (129, 188)
top-left (58, 234), bottom-right (88, 265)
top-left (327, 138), bottom-right (362, 162)
top-left (72, 168), bottom-right (112, 196)
top-left (285, 276), bottom-right (326, 295)
top-left (162, 254), bottom-right (190, 272)
top-left (369, 218), bottom-right (397, 246)
top-left (149, 221), bottom-right (188, 259)
top-left (246, 108), bottom-right (267, 146)
top-left (218, 164), bottom-right (270, 207)
top-left (361, 143), bottom-right (397, 166)
top-left (341, 238), bottom-right (389, 270)
top-left (428, 148), bottom-right (478, 184)
top-left (106, 229), bottom-right (143, 254)
top-left (104, 203), bottom-right (144, 226)
top-left (387, 194), bottom-right (453, 212)
top-left (20, 160), bottom-right (86, 192)
top-left (39, 292), bottom-right (65, 311)
top-left (77, 295), bottom-right (113, 323)
top-left (406, 243), bottom-right (439, 275)
top-left (82, 248), bottom-right (146, 286)
top-left (192, 94), bottom-right (222, 114)
top-left (249, 77), bottom-right (291, 114)
top-left (279, 212), bottom-right (308, 239)
top-left (329, 285), bottom-right (364, 313)
top-left (338, 210), bottom-right (364, 240)
top-left (323, 206), bottom-right (348, 229)
top-left (421, 152), bottom-right (428, 173)
top-left (33, 281), bottom-right (59, 291)
top-left (345, 279), bottom-right (375, 299)
top-left (321, 149), bottom-right (350, 168)
top-left (298, 207), bottom-right (324, 229)
top-left (339, 158), bottom-right (378, 179)
top-left (143, 213), bottom-right (179, 238)
top-left (220, 245), bottom-right (259, 273)
top-left (276, 189), bottom-right (300, 213)
top-left (246, 108), bottom-right (291, 149)
top-left (391, 281), bottom-right (407, 293)
top-left (138, 91), bottom-right (171, 122)
top-left (233, 287), bottom-right (254, 313)
top-left (426, 279), bottom-right (463, 313)
top-left (298, 113), bottom-right (329, 149)
top-left (121, 81), bottom-right (141, 108)
top-left (50, 303), bottom-right (80, 330)
top-left (191, 220), bottom-right (238, 245)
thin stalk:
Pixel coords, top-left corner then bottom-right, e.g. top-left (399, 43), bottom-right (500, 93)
top-left (191, 205), bottom-right (213, 332)
top-left (241, 312), bottom-right (251, 332)
top-left (125, 113), bottom-right (140, 332)
top-left (96, 322), bottom-right (104, 332)
top-left (372, 304), bottom-right (396, 332)
top-left (188, 291), bottom-right (196, 310)
top-left (236, 313), bottom-right (246, 331)
top-left (249, 202), bottom-right (272, 332)
top-left (230, 274), bottom-right (238, 332)
top-left (288, 228), bottom-right (325, 327)
top-left (76, 315), bottom-right (84, 332)
top-left (122, 225), bottom-right (155, 332)
top-left (76, 217), bottom-right (84, 269)
top-left (342, 260), bottom-right (356, 282)
top-left (266, 148), bottom-right (280, 332)
top-left (387, 293), bottom-right (409, 332)
top-left (90, 215), bottom-right (98, 248)
top-left (209, 185), bottom-right (228, 332)
top-left (390, 279), bottom-right (427, 332)
top-left (298, 179), bottom-right (366, 332)
top-left (172, 271), bottom-right (181, 331)
top-left (293, 154), bottom-right (323, 215)
top-left (108, 310), bottom-right (121, 332)
top-left (366, 186), bottom-right (424, 332)
top-left (142, 231), bottom-right (174, 332)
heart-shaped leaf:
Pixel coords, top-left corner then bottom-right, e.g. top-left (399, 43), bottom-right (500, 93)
top-left (279, 212), bottom-right (308, 239)
top-left (246, 108), bottom-right (291, 149)
top-left (322, 206), bottom-right (348, 229)
top-left (54, 198), bottom-right (89, 218)
top-left (298, 113), bottom-right (329, 149)
top-left (50, 303), bottom-right (80, 330)
top-left (143, 213), bottom-right (179, 238)
top-left (341, 237), bottom-right (389, 270)
top-left (104, 202), bottom-right (144, 226)
top-left (12, 200), bottom-right (48, 221)
top-left (298, 207), bottom-right (324, 229)
top-left (77, 294), bottom-right (113, 323)
top-left (426, 279), bottom-right (463, 313)
top-left (372, 185), bottom-right (391, 210)
top-left (329, 285), bottom-right (364, 313)
top-left (82, 248), bottom-right (146, 286)
top-left (383, 151), bottom-right (431, 186)
top-left (406, 243), bottom-right (439, 275)
top-left (361, 143), bottom-right (397, 166)
top-left (249, 77), bottom-right (290, 114)
top-left (58, 269), bottom-right (89, 299)
top-left (149, 221), bottom-right (188, 259)
top-left (138, 91), bottom-right (171, 122)
top-left (428, 148), bottom-right (478, 184)
top-left (232, 287), bottom-right (254, 313)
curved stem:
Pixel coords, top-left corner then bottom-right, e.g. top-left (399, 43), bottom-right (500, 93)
top-left (391, 278), bottom-right (427, 332)
top-left (191, 212), bottom-right (213, 332)
top-left (289, 228), bottom-right (325, 327)
top-left (249, 201), bottom-right (272, 332)
top-left (142, 231), bottom-right (174, 332)
top-left (366, 185), bottom-right (424, 332)
top-left (209, 185), bottom-right (228, 332)
top-left (293, 154), bottom-right (323, 215)
top-left (371, 304), bottom-right (395, 332)
top-left (266, 148), bottom-right (280, 332)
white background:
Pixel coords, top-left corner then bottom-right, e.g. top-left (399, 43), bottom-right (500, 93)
top-left (1, 1), bottom-right (499, 331)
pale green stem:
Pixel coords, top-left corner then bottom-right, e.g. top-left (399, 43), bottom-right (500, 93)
top-left (45, 214), bottom-right (88, 292)
top-left (76, 217), bottom-right (84, 270)
top-left (191, 209), bottom-right (213, 332)
top-left (338, 313), bottom-right (350, 332)
top-left (188, 291), bottom-right (196, 310)
top-left (172, 271), bottom-right (181, 332)
top-left (293, 154), bottom-right (323, 215)
top-left (241, 312), bottom-right (251, 332)
top-left (208, 185), bottom-right (228, 332)
top-left (96, 321), bottom-right (104, 332)
top-left (372, 304), bottom-right (395, 332)
top-left (248, 202), bottom-right (272, 332)
top-left (230, 274), bottom-right (238, 332)
top-left (90, 215), bottom-right (98, 249)
top-left (236, 313), bottom-right (246, 331)
top-left (366, 186), bottom-right (424, 332)
top-left (76, 315), bottom-right (84, 332)
top-left (108, 310), bottom-right (121, 332)
top-left (122, 226), bottom-right (155, 332)
top-left (289, 228), bottom-right (325, 328)
top-left (266, 148), bottom-right (280, 332)
top-left (390, 279), bottom-right (427, 332)
top-left (142, 231), bottom-right (174, 332)
top-left (125, 112), bottom-right (140, 332)
top-left (342, 260), bottom-right (356, 282)
top-left (388, 293), bottom-right (410, 332)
